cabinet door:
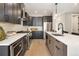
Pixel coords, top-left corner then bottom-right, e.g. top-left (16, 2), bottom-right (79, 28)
top-left (49, 36), bottom-right (55, 55)
top-left (8, 4), bottom-right (13, 23)
top-left (32, 31), bottom-right (43, 39)
top-left (46, 34), bottom-right (67, 56)
top-left (46, 34), bottom-right (54, 55)
top-left (23, 19), bottom-right (32, 26)
top-left (47, 16), bottom-right (52, 22)
top-left (0, 4), bottom-right (5, 22)
top-left (0, 46), bottom-right (10, 56)
top-left (43, 16), bottom-right (52, 22)
top-left (53, 40), bottom-right (64, 56)
top-left (54, 45), bottom-right (63, 56)
top-left (46, 34), bottom-right (49, 47)
top-left (32, 17), bottom-right (43, 26)
top-left (47, 35), bottom-right (51, 50)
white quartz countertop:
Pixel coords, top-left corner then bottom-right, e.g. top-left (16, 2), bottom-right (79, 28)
top-left (46, 31), bottom-right (79, 56)
top-left (46, 31), bottom-right (79, 46)
top-left (0, 33), bottom-right (27, 46)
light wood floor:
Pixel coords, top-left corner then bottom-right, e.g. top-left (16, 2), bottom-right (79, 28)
top-left (24, 39), bottom-right (51, 56)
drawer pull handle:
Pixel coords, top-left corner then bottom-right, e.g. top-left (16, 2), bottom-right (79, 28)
top-left (49, 40), bottom-right (51, 44)
top-left (56, 40), bottom-right (60, 42)
top-left (56, 46), bottom-right (60, 50)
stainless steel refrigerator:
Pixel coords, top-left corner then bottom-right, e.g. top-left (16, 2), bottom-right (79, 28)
top-left (43, 22), bottom-right (52, 39)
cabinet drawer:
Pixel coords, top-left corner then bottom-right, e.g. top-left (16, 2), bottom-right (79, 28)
top-left (46, 34), bottom-right (67, 56)
top-left (54, 45), bottom-right (63, 56)
top-left (54, 39), bottom-right (67, 56)
top-left (55, 39), bottom-right (64, 48)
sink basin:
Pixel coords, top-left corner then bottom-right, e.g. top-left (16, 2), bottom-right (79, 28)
top-left (52, 33), bottom-right (63, 36)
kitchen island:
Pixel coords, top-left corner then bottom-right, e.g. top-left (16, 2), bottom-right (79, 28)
top-left (0, 33), bottom-right (27, 46)
top-left (46, 31), bottom-right (79, 56)
top-left (0, 33), bottom-right (28, 56)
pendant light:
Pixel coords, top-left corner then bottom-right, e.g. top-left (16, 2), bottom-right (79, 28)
top-left (53, 3), bottom-right (58, 19)
top-left (55, 3), bottom-right (58, 14)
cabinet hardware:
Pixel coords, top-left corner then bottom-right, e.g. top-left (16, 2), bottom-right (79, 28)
top-left (56, 46), bottom-right (60, 50)
top-left (49, 39), bottom-right (51, 44)
top-left (56, 39), bottom-right (60, 42)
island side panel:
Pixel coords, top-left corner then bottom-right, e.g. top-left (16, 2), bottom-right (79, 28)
top-left (0, 46), bottom-right (10, 56)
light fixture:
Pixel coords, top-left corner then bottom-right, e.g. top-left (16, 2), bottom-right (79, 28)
top-left (53, 3), bottom-right (58, 19)
top-left (35, 10), bottom-right (38, 14)
top-left (44, 10), bottom-right (47, 13)
top-left (55, 3), bottom-right (58, 14)
top-left (74, 3), bottom-right (78, 6)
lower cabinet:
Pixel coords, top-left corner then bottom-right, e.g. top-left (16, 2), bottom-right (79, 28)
top-left (46, 33), bottom-right (67, 56)
top-left (53, 40), bottom-right (67, 56)
top-left (32, 31), bottom-right (43, 39)
top-left (46, 34), bottom-right (55, 55)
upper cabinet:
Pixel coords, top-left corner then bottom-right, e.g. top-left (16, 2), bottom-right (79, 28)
top-left (22, 11), bottom-right (32, 26)
top-left (43, 16), bottom-right (52, 22)
top-left (0, 3), bottom-right (24, 24)
top-left (23, 16), bottom-right (32, 26)
top-left (32, 17), bottom-right (43, 26)
top-left (4, 3), bottom-right (24, 24)
top-left (0, 4), bottom-right (5, 22)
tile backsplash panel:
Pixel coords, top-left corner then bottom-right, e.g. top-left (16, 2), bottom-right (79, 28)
top-left (0, 22), bottom-right (42, 33)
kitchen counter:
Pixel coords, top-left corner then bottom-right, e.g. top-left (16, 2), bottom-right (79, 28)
top-left (0, 33), bottom-right (27, 46)
top-left (46, 31), bottom-right (79, 56)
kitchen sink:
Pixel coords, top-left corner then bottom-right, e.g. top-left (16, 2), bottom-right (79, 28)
top-left (52, 33), bottom-right (63, 36)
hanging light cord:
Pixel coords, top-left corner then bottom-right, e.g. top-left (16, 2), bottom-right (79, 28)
top-left (55, 3), bottom-right (58, 14)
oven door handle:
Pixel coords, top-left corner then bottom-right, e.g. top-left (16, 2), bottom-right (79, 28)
top-left (16, 41), bottom-right (24, 56)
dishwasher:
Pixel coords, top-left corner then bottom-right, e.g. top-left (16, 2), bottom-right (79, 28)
top-left (26, 33), bottom-right (32, 49)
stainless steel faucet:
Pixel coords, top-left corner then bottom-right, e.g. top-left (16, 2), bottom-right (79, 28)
top-left (58, 23), bottom-right (64, 34)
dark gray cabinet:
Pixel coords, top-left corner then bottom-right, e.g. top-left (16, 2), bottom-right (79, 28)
top-left (0, 4), bottom-right (5, 22)
top-left (46, 33), bottom-right (67, 56)
top-left (4, 3), bottom-right (23, 24)
top-left (32, 17), bottom-right (43, 26)
top-left (31, 17), bottom-right (43, 39)
top-left (32, 31), bottom-right (43, 39)
top-left (43, 16), bottom-right (52, 22)
top-left (23, 17), bottom-right (32, 26)
top-left (0, 3), bottom-right (24, 24)
top-left (53, 39), bottom-right (67, 56)
top-left (0, 46), bottom-right (10, 56)
top-left (46, 34), bottom-right (55, 55)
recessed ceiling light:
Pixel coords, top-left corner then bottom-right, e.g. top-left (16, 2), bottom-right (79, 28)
top-left (74, 3), bottom-right (78, 6)
top-left (35, 10), bottom-right (38, 14)
top-left (44, 10), bottom-right (47, 13)
top-left (8, 3), bottom-right (12, 5)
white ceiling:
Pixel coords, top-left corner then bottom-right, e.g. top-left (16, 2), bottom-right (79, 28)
top-left (24, 3), bottom-right (53, 16)
top-left (24, 3), bottom-right (79, 16)
top-left (54, 3), bottom-right (79, 14)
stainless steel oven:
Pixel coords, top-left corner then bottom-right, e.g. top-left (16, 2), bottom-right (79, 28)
top-left (10, 39), bottom-right (23, 56)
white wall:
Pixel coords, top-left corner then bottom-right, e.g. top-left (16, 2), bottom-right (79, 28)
top-left (53, 13), bottom-right (65, 32)
top-left (64, 13), bottom-right (72, 33)
top-left (53, 12), bottom-right (79, 33)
